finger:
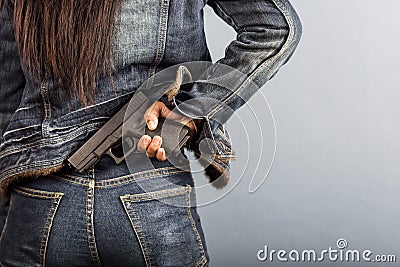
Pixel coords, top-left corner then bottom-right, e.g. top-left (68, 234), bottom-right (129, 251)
top-left (156, 148), bottom-right (167, 161)
top-left (144, 102), bottom-right (164, 130)
top-left (137, 135), bottom-right (152, 152)
top-left (163, 108), bottom-right (195, 129)
top-left (146, 135), bottom-right (162, 158)
top-left (147, 113), bottom-right (158, 130)
top-left (144, 101), bottom-right (193, 132)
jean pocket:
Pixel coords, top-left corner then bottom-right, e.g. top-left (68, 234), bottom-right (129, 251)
top-left (0, 185), bottom-right (63, 267)
top-left (119, 185), bottom-right (207, 267)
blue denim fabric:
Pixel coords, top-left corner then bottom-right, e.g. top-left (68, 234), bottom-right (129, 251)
top-left (0, 0), bottom-right (302, 192)
top-left (0, 0), bottom-right (302, 264)
top-left (0, 156), bottom-right (209, 266)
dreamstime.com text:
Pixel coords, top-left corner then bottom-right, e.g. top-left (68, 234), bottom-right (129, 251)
top-left (257, 239), bottom-right (396, 263)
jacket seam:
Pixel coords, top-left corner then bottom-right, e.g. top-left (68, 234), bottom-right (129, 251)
top-left (2, 125), bottom-right (41, 138)
top-left (148, 0), bottom-right (170, 78)
top-left (40, 80), bottom-right (51, 138)
top-left (0, 122), bottom-right (103, 158)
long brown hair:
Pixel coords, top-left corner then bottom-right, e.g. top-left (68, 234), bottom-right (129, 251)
top-left (1, 0), bottom-right (122, 105)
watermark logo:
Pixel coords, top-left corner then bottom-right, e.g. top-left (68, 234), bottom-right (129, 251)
top-left (257, 238), bottom-right (396, 263)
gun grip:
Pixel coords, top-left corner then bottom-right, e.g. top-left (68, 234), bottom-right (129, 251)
top-left (145, 118), bottom-right (190, 157)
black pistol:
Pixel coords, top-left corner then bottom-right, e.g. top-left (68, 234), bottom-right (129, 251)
top-left (67, 91), bottom-right (191, 173)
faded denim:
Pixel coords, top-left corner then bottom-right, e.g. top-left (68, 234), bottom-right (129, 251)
top-left (0, 0), bottom-right (302, 191)
top-left (0, 0), bottom-right (301, 265)
top-left (0, 156), bottom-right (209, 266)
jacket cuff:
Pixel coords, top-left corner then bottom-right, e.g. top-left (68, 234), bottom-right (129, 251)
top-left (161, 66), bottom-right (236, 188)
top-left (187, 118), bottom-right (236, 188)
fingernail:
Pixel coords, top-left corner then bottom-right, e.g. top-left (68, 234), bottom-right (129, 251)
top-left (153, 136), bottom-right (161, 145)
top-left (148, 121), bottom-right (155, 130)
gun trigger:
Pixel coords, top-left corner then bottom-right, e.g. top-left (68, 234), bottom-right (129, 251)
top-left (106, 148), bottom-right (125, 165)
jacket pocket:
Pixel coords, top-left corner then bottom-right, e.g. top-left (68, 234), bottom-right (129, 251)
top-left (119, 185), bottom-right (207, 267)
top-left (0, 185), bottom-right (63, 267)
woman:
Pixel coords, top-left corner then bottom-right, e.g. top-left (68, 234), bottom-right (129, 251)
top-left (0, 0), bottom-right (301, 266)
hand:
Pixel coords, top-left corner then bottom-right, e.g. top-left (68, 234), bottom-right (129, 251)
top-left (136, 101), bottom-right (197, 161)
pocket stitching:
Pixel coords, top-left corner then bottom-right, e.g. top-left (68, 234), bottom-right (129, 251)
top-left (120, 196), bottom-right (152, 267)
top-left (39, 193), bottom-right (63, 267)
top-left (13, 185), bottom-right (64, 199)
top-left (121, 185), bottom-right (208, 267)
top-left (122, 186), bottom-right (188, 202)
top-left (185, 186), bottom-right (208, 267)
top-left (1, 185), bottom-right (64, 267)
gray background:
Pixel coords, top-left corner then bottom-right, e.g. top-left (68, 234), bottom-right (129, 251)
top-left (197, 1), bottom-right (400, 266)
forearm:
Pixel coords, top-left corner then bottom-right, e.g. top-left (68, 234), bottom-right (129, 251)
top-left (173, 0), bottom-right (302, 124)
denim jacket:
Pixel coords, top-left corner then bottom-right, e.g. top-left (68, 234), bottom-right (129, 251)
top-left (0, 0), bottom-right (302, 195)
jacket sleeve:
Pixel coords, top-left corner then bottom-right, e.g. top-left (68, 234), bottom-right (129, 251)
top-left (0, 4), bottom-right (26, 139)
top-left (169, 0), bottom-right (302, 187)
top-left (174, 0), bottom-right (302, 121)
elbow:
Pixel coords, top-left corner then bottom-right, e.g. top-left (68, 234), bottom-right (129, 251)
top-left (289, 7), bottom-right (303, 48)
top-left (272, 0), bottom-right (302, 63)
top-left (282, 0), bottom-right (303, 50)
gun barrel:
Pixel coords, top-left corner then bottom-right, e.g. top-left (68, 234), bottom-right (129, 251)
top-left (67, 92), bottom-right (148, 172)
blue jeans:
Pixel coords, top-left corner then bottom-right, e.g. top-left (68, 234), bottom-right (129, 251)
top-left (0, 156), bottom-right (209, 266)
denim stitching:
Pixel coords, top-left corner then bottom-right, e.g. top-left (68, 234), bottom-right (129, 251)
top-left (60, 166), bottom-right (179, 182)
top-left (201, 119), bottom-right (236, 158)
top-left (217, 140), bottom-right (231, 152)
top-left (13, 186), bottom-right (64, 199)
top-left (96, 170), bottom-right (188, 188)
top-left (50, 167), bottom-right (190, 188)
top-left (85, 170), bottom-right (102, 266)
top-left (47, 118), bottom-right (109, 131)
top-left (2, 125), bottom-right (42, 138)
top-left (1, 185), bottom-right (64, 266)
top-left (148, 0), bottom-right (170, 78)
top-left (203, 118), bottom-right (220, 155)
top-left (57, 91), bottom-right (133, 118)
top-left (14, 105), bottom-right (35, 113)
top-left (1, 132), bottom-right (40, 145)
top-left (201, 152), bottom-right (228, 171)
top-left (195, 256), bottom-right (208, 267)
top-left (215, 127), bottom-right (231, 143)
top-left (119, 196), bottom-right (152, 267)
top-left (50, 175), bottom-right (88, 187)
top-left (123, 186), bottom-right (187, 202)
top-left (95, 166), bottom-right (187, 184)
top-left (40, 80), bottom-right (51, 138)
top-left (39, 193), bottom-right (63, 267)
top-left (184, 185), bottom-right (207, 265)
top-left (207, 0), bottom-right (300, 119)
top-left (0, 122), bottom-right (103, 157)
